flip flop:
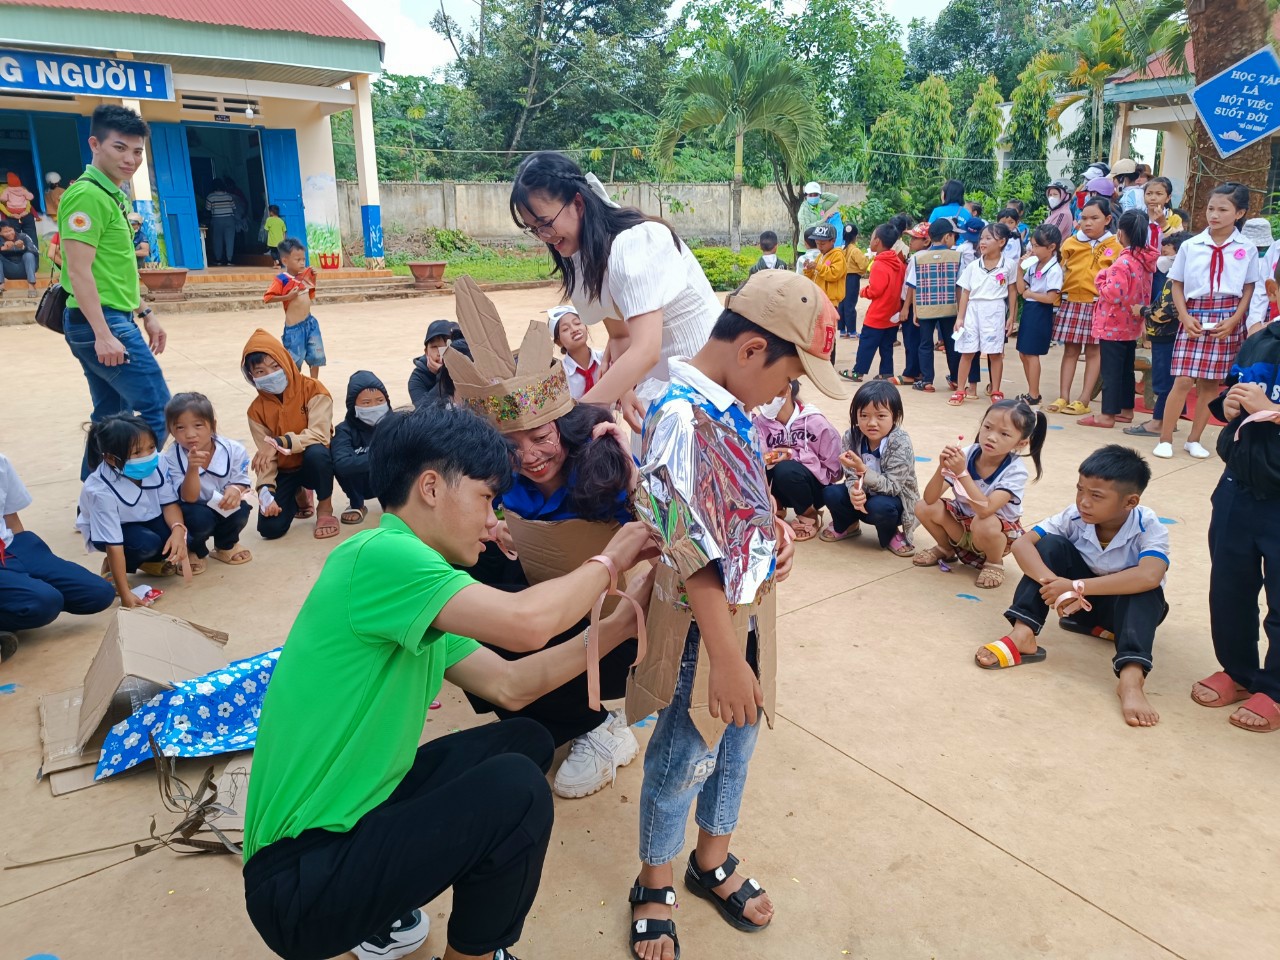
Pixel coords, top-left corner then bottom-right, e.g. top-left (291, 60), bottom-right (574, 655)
top-left (314, 515), bottom-right (340, 539)
top-left (1229, 692), bottom-right (1280, 732)
top-left (295, 489), bottom-right (315, 519)
top-left (1191, 671), bottom-right (1250, 708)
top-left (340, 505), bottom-right (368, 525)
top-left (1077, 415), bottom-right (1114, 428)
top-left (976, 636), bottom-right (1047, 669)
top-left (819, 521), bottom-right (861, 542)
top-left (1123, 422), bottom-right (1162, 437)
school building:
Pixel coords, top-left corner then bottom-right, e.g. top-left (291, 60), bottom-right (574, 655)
top-left (0, 0), bottom-right (386, 269)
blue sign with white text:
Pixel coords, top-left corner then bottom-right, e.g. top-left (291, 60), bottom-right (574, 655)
top-left (0, 48), bottom-right (174, 101)
top-left (1190, 46), bottom-right (1280, 158)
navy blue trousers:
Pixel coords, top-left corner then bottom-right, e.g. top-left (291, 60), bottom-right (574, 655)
top-left (0, 531), bottom-right (116, 631)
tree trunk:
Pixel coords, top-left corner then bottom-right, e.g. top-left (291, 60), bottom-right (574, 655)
top-left (768, 154), bottom-right (804, 266)
top-left (507, 2), bottom-right (544, 155)
top-left (731, 129), bottom-right (744, 253)
top-left (1183, 0), bottom-right (1271, 228)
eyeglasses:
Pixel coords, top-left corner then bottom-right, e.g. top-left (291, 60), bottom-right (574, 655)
top-left (522, 199), bottom-right (572, 239)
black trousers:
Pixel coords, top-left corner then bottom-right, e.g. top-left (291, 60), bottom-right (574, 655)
top-left (840, 275), bottom-right (861, 334)
top-left (1099, 339), bottom-right (1137, 416)
top-left (258, 445), bottom-right (335, 540)
top-left (243, 718), bottom-right (554, 960)
top-left (335, 467), bottom-right (377, 510)
top-left (1005, 534), bottom-right (1166, 675)
top-left (1208, 471), bottom-right (1280, 701)
top-left (768, 460), bottom-right (825, 514)
top-left (180, 501), bottom-right (250, 558)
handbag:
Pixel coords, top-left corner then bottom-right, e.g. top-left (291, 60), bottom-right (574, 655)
top-left (35, 178), bottom-right (129, 333)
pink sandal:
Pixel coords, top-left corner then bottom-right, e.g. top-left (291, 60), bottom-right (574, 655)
top-left (1191, 671), bottom-right (1249, 708)
top-left (1229, 692), bottom-right (1280, 732)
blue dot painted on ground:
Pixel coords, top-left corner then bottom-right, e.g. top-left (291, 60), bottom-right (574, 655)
top-left (915, 455), bottom-right (932, 462)
top-left (956, 593), bottom-right (981, 602)
top-left (633, 713), bottom-right (658, 728)
top-left (1158, 517), bottom-right (1178, 525)
top-left (1047, 425), bottom-right (1065, 430)
top-left (24, 954), bottom-right (61, 960)
top-left (0, 683), bottom-right (19, 695)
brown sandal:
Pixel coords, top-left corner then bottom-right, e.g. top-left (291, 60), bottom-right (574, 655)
top-left (210, 544), bottom-right (253, 565)
top-left (975, 563), bottom-right (1005, 589)
top-left (913, 545), bottom-right (957, 568)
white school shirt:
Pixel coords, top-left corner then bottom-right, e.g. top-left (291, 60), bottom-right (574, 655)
top-left (560, 348), bottom-right (605, 401)
top-left (958, 257), bottom-right (1013, 302)
top-left (76, 462), bottom-right (178, 550)
top-left (0, 453), bottom-right (33, 548)
top-left (856, 434), bottom-right (887, 474)
top-left (1167, 228), bottom-right (1262, 299)
top-left (1000, 236), bottom-right (1023, 277)
top-left (569, 221), bottom-right (719, 388)
top-left (1022, 258), bottom-right (1064, 295)
top-left (1031, 504), bottom-right (1170, 586)
top-left (1246, 244), bottom-right (1279, 333)
top-left (945, 444), bottom-right (1029, 523)
top-left (160, 436), bottom-right (251, 505)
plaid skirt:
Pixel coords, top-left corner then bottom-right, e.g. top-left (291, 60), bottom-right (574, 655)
top-left (1170, 295), bottom-right (1243, 380)
top-left (1052, 299), bottom-right (1096, 344)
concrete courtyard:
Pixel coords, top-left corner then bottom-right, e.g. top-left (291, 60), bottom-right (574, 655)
top-left (1, 290), bottom-right (1275, 960)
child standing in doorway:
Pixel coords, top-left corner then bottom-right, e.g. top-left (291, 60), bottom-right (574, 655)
top-left (264, 205), bottom-right (286, 265)
top-left (263, 238), bottom-right (325, 380)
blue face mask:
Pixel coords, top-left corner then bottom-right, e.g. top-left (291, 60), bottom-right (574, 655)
top-left (807, 196), bottom-right (820, 206)
top-left (253, 369), bottom-right (289, 395)
top-left (122, 453), bottom-right (159, 479)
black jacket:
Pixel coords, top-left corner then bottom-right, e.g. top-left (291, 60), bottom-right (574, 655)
top-left (408, 355), bottom-right (440, 408)
top-left (1209, 324), bottom-right (1280, 499)
top-left (332, 370), bottom-right (389, 482)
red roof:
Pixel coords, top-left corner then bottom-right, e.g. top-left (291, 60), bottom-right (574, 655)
top-left (0, 0), bottom-right (381, 43)
top-left (1112, 11), bottom-right (1278, 85)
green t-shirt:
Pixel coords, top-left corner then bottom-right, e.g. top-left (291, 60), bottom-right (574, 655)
top-left (264, 215), bottom-right (286, 248)
top-left (242, 513), bottom-right (480, 861)
top-left (57, 164), bottom-right (140, 312)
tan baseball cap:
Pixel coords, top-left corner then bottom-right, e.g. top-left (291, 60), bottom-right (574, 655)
top-left (723, 271), bottom-right (847, 401)
top-left (1111, 158), bottom-right (1138, 176)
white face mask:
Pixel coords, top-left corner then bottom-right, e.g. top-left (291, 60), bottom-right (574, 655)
top-left (758, 396), bottom-right (787, 420)
top-left (1047, 192), bottom-right (1064, 209)
top-left (355, 403), bottom-right (389, 426)
top-left (1156, 255), bottom-right (1174, 274)
top-left (253, 369), bottom-right (288, 395)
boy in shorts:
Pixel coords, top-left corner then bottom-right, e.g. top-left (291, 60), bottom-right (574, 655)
top-left (264, 238), bottom-right (325, 380)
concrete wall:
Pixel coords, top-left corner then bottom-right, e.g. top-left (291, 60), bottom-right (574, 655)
top-left (336, 179), bottom-right (868, 249)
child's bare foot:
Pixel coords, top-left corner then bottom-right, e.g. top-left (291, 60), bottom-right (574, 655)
top-left (974, 621), bottom-right (1038, 667)
top-left (1117, 665), bottom-right (1159, 727)
top-left (631, 864), bottom-right (677, 960)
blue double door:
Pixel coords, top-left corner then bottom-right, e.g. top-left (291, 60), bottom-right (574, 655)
top-left (149, 123), bottom-right (305, 269)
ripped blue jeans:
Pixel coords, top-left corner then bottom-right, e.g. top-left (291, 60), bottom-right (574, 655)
top-left (638, 622), bottom-right (761, 866)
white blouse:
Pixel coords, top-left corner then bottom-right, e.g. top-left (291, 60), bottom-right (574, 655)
top-left (161, 435), bottom-right (251, 505)
top-left (958, 258), bottom-right (1013, 302)
top-left (569, 221), bottom-right (720, 385)
top-left (1168, 228), bottom-right (1262, 299)
top-left (76, 462), bottom-right (178, 549)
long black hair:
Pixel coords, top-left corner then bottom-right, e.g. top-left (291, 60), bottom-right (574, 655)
top-left (1209, 182), bottom-right (1251, 229)
top-left (978, 399), bottom-right (1048, 480)
top-left (86, 415), bottom-right (156, 472)
top-left (514, 403), bottom-right (634, 522)
top-left (510, 151), bottom-right (679, 303)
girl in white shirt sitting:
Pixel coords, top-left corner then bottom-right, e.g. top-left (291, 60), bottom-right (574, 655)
top-left (76, 415), bottom-right (190, 607)
top-left (1155, 183), bottom-right (1262, 460)
top-left (548, 306), bottom-right (604, 401)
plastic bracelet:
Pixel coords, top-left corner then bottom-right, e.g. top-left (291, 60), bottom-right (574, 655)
top-left (584, 554), bottom-right (648, 711)
top-left (1054, 578), bottom-right (1093, 616)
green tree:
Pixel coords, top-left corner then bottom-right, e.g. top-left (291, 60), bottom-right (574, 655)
top-left (909, 75), bottom-right (956, 198)
top-left (866, 108), bottom-right (915, 209)
top-left (1004, 61), bottom-right (1058, 172)
top-left (655, 35), bottom-right (826, 251)
top-left (948, 75), bottom-right (1003, 195)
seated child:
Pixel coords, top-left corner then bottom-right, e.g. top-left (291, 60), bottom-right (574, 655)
top-left (161, 392), bottom-right (252, 570)
top-left (754, 380), bottom-right (842, 541)
top-left (263, 238), bottom-right (324, 380)
top-left (819, 379), bottom-right (919, 556)
top-left (975, 444), bottom-right (1169, 728)
top-left (840, 223), bottom-right (906, 382)
top-left (333, 371), bottom-right (390, 526)
top-left (914, 398), bottom-right (1047, 588)
top-left (76, 415), bottom-right (190, 607)
top-left (549, 306), bottom-right (603, 399)
top-left (749, 230), bottom-right (790, 275)
top-left (242, 330), bottom-right (338, 541)
top-left (408, 319), bottom-right (460, 408)
top-left (0, 452), bottom-right (115, 653)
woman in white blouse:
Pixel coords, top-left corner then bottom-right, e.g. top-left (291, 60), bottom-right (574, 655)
top-left (511, 152), bottom-right (721, 429)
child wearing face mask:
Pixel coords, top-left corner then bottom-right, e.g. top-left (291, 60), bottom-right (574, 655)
top-left (242, 329), bottom-right (338, 541)
top-left (77, 415), bottom-right (190, 608)
top-left (161, 392), bottom-right (252, 569)
top-left (754, 380), bottom-right (842, 541)
top-left (332, 371), bottom-right (391, 527)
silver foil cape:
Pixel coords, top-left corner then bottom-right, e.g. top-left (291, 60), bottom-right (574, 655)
top-left (635, 400), bottom-right (776, 605)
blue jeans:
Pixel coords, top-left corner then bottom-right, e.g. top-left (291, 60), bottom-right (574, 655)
top-left (63, 307), bottom-right (171, 479)
top-left (853, 326), bottom-right (896, 377)
top-left (1150, 339), bottom-right (1175, 421)
top-left (92, 514), bottom-right (172, 572)
top-left (639, 623), bottom-right (761, 866)
top-left (822, 487), bottom-right (903, 547)
top-left (180, 501), bottom-right (251, 558)
top-left (0, 531), bottom-right (116, 631)
top-left (282, 314), bottom-right (327, 369)
top-left (1, 250), bottom-right (37, 283)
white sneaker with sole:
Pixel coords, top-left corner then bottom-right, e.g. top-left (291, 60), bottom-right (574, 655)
top-left (1152, 441), bottom-right (1174, 459)
top-left (1185, 441), bottom-right (1211, 459)
top-left (352, 909), bottom-right (429, 960)
top-left (553, 709), bottom-right (639, 799)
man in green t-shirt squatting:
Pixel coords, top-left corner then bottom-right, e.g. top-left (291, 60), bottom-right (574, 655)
top-left (242, 404), bottom-right (656, 960)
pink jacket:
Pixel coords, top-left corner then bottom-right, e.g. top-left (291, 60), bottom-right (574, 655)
top-left (753, 402), bottom-right (843, 485)
top-left (1093, 245), bottom-right (1158, 341)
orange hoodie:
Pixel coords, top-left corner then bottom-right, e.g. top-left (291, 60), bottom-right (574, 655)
top-left (241, 329), bottom-right (333, 488)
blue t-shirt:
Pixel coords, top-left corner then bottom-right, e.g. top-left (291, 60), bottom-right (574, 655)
top-left (502, 470), bottom-right (632, 525)
top-left (929, 203), bottom-right (971, 229)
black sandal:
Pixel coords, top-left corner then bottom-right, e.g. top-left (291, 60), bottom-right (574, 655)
top-left (628, 879), bottom-right (680, 959)
top-left (683, 851), bottom-right (770, 932)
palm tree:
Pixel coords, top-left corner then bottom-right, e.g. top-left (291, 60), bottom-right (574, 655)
top-left (655, 35), bottom-right (826, 252)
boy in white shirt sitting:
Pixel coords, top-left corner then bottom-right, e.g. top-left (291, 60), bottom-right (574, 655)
top-left (549, 306), bottom-right (603, 400)
top-left (974, 445), bottom-right (1170, 728)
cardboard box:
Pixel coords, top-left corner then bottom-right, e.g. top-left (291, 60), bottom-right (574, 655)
top-left (38, 607), bottom-right (229, 796)
top-left (503, 512), bottom-right (621, 585)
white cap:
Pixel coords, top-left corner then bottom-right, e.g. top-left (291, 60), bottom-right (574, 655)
top-left (45, 170), bottom-right (60, 185)
top-left (804, 181), bottom-right (821, 194)
top-left (546, 305), bottom-right (578, 337)
top-left (1241, 218), bottom-right (1274, 250)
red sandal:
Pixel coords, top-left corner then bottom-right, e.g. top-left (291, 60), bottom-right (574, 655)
top-left (1191, 671), bottom-right (1249, 707)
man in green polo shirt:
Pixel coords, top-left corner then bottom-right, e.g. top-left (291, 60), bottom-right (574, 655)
top-left (242, 404), bottom-right (655, 960)
top-left (60, 104), bottom-right (171, 479)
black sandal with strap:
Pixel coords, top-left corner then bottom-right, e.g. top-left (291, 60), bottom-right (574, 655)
top-left (683, 851), bottom-right (770, 933)
top-left (628, 879), bottom-right (680, 959)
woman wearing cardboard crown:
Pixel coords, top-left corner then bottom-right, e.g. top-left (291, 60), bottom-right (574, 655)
top-left (444, 277), bottom-right (645, 800)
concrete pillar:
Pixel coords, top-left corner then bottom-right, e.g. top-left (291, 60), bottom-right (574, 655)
top-left (351, 74), bottom-right (383, 269)
top-left (1109, 103), bottom-right (1131, 163)
top-left (122, 97), bottom-right (159, 265)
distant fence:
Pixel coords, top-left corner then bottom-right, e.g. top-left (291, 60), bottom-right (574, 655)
top-left (337, 180), bottom-right (867, 249)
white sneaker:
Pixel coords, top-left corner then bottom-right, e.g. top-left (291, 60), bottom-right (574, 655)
top-left (553, 710), bottom-right (639, 799)
top-left (1152, 441), bottom-right (1174, 459)
top-left (352, 909), bottom-right (428, 960)
top-left (1185, 441), bottom-right (1212, 459)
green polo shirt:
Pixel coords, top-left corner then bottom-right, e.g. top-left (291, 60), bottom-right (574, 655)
top-left (58, 164), bottom-right (140, 312)
top-left (242, 513), bottom-right (481, 861)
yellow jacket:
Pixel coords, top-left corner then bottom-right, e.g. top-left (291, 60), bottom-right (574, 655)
top-left (1060, 232), bottom-right (1119, 302)
top-left (806, 247), bottom-right (847, 305)
top-left (844, 243), bottom-right (870, 277)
